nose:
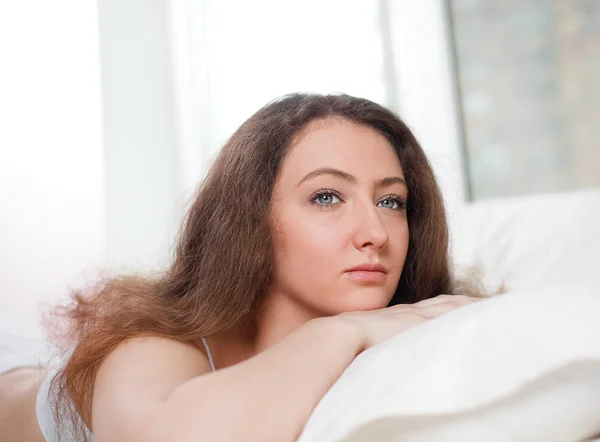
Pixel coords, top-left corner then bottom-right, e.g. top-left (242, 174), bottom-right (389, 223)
top-left (352, 203), bottom-right (389, 251)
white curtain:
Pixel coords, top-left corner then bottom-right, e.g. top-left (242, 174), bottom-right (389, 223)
top-left (168, 0), bottom-right (467, 216)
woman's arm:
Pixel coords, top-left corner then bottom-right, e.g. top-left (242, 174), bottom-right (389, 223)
top-left (92, 295), bottom-right (475, 442)
top-left (92, 317), bottom-right (363, 442)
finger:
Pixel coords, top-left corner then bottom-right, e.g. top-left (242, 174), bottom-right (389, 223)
top-left (388, 295), bottom-right (451, 311)
top-left (413, 300), bottom-right (470, 319)
top-left (387, 295), bottom-right (478, 315)
top-left (416, 294), bottom-right (479, 308)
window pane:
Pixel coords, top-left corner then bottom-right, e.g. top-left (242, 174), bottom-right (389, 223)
top-left (449, 0), bottom-right (600, 200)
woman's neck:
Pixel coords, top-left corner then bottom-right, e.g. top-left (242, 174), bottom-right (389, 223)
top-left (252, 290), bottom-right (322, 353)
top-left (206, 291), bottom-right (323, 368)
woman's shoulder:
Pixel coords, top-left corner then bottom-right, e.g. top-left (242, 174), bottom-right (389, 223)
top-left (91, 336), bottom-right (213, 437)
top-left (97, 335), bottom-right (211, 389)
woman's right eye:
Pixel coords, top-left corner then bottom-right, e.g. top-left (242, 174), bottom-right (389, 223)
top-left (310, 189), bottom-right (343, 206)
top-left (315, 193), bottom-right (339, 205)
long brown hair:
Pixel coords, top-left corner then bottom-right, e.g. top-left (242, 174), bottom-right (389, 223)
top-left (52, 93), bottom-right (478, 440)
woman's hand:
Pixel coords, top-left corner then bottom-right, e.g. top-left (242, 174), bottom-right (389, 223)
top-left (335, 294), bottom-right (480, 352)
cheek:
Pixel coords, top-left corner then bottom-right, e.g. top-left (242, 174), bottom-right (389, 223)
top-left (277, 217), bottom-right (342, 265)
top-left (384, 219), bottom-right (410, 265)
top-left (391, 221), bottom-right (409, 248)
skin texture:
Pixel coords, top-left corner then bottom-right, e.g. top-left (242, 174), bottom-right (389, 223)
top-left (1, 118), bottom-right (477, 442)
top-left (253, 118), bottom-right (410, 350)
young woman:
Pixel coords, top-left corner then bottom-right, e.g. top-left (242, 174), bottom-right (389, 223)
top-left (1, 93), bottom-right (481, 442)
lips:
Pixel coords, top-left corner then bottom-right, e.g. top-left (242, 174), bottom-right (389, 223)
top-left (344, 263), bottom-right (388, 283)
top-left (345, 263), bottom-right (388, 273)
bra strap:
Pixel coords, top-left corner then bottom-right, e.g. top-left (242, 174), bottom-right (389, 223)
top-left (200, 337), bottom-right (216, 372)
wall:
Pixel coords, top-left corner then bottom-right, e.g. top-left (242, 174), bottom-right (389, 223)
top-left (0, 1), bottom-right (105, 336)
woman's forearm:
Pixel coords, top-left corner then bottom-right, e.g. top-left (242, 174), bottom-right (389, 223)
top-left (149, 317), bottom-right (364, 442)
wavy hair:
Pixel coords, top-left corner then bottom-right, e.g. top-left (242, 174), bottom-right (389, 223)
top-left (51, 93), bottom-right (484, 440)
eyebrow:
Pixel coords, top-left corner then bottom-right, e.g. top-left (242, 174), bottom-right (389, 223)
top-left (295, 167), bottom-right (408, 191)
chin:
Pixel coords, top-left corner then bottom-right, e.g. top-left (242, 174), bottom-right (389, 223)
top-left (326, 288), bottom-right (393, 315)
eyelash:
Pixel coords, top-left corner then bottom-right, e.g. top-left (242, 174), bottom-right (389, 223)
top-left (309, 188), bottom-right (407, 211)
top-left (381, 195), bottom-right (407, 211)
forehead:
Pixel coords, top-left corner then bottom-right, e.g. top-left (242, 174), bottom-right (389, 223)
top-left (280, 118), bottom-right (404, 183)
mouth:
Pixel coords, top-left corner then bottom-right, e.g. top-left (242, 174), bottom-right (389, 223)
top-left (344, 264), bottom-right (388, 283)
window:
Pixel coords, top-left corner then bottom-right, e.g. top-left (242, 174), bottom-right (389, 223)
top-left (449, 0), bottom-right (600, 200)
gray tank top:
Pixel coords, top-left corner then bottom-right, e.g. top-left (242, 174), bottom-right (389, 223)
top-left (36, 338), bottom-right (216, 442)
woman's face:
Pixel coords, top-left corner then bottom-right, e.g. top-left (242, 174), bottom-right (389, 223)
top-left (269, 118), bottom-right (409, 317)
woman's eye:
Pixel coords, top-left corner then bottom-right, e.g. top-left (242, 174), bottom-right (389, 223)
top-left (377, 197), bottom-right (406, 210)
top-left (313, 192), bottom-right (341, 205)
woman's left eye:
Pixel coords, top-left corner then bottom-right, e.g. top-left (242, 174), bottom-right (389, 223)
top-left (377, 197), bottom-right (406, 210)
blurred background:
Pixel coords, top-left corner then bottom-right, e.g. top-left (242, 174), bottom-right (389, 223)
top-left (1, 0), bottom-right (598, 336)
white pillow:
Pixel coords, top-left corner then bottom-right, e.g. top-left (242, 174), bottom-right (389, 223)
top-left (450, 188), bottom-right (600, 294)
top-left (297, 291), bottom-right (600, 442)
